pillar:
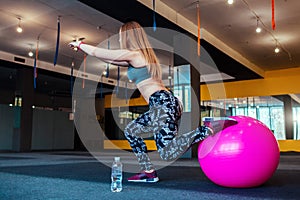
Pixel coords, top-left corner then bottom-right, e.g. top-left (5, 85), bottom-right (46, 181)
top-left (13, 68), bottom-right (34, 152)
top-left (282, 95), bottom-right (294, 139)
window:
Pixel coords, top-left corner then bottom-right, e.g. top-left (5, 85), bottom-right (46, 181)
top-left (203, 96), bottom-right (286, 140)
top-left (270, 107), bottom-right (285, 140)
top-left (173, 65), bottom-right (191, 112)
top-left (293, 107), bottom-right (300, 140)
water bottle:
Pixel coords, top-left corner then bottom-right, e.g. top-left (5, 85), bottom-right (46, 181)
top-left (111, 157), bottom-right (123, 192)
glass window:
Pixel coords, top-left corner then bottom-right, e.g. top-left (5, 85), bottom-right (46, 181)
top-left (293, 107), bottom-right (300, 140)
top-left (184, 85), bottom-right (191, 112)
top-left (247, 107), bottom-right (257, 118)
top-left (235, 108), bottom-right (245, 116)
top-left (201, 96), bottom-right (286, 140)
top-left (270, 107), bottom-right (285, 140)
top-left (173, 65), bottom-right (191, 112)
top-left (258, 107), bottom-right (271, 128)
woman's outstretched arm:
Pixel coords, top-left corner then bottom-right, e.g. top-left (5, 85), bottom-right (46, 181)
top-left (69, 41), bottom-right (140, 66)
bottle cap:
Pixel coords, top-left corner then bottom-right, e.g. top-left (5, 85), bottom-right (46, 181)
top-left (114, 157), bottom-right (120, 162)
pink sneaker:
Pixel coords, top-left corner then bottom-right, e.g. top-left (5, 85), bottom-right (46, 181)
top-left (127, 170), bottom-right (159, 183)
top-left (203, 117), bottom-right (238, 134)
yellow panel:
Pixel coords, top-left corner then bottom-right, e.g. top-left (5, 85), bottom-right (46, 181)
top-left (104, 140), bottom-right (157, 150)
top-left (104, 140), bottom-right (300, 152)
top-left (201, 67), bottom-right (300, 100)
top-left (105, 94), bottom-right (147, 108)
top-left (278, 140), bottom-right (300, 152)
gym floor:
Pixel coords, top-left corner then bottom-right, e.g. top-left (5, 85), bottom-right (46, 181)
top-left (0, 151), bottom-right (299, 200)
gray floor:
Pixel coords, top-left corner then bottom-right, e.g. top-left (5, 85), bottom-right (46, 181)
top-left (0, 151), bottom-right (299, 200)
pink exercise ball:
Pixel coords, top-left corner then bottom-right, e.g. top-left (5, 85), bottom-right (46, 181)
top-left (198, 115), bottom-right (280, 188)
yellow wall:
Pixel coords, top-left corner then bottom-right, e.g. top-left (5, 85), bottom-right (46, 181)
top-left (104, 140), bottom-right (157, 150)
top-left (200, 67), bottom-right (300, 152)
top-left (105, 94), bottom-right (147, 108)
top-left (201, 67), bottom-right (300, 100)
top-left (104, 140), bottom-right (300, 152)
top-left (278, 140), bottom-right (300, 152)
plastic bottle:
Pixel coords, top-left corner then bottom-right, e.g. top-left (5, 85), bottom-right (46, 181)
top-left (111, 157), bottom-right (123, 192)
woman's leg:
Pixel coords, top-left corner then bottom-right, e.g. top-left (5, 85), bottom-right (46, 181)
top-left (124, 104), bottom-right (172, 171)
top-left (157, 125), bottom-right (210, 161)
top-left (157, 117), bottom-right (238, 161)
top-left (124, 111), bottom-right (155, 171)
top-left (146, 92), bottom-right (207, 162)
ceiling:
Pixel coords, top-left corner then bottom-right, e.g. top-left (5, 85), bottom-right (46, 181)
top-left (0, 0), bottom-right (300, 102)
top-left (160, 0), bottom-right (300, 71)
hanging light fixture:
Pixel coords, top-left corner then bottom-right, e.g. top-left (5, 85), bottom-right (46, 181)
top-left (16, 17), bottom-right (23, 33)
top-left (227, 0), bottom-right (234, 5)
top-left (256, 18), bottom-right (262, 33)
top-left (28, 51), bottom-right (33, 57)
top-left (28, 44), bottom-right (34, 57)
top-left (274, 40), bottom-right (280, 53)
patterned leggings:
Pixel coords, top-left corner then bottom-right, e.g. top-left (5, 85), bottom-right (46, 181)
top-left (124, 90), bottom-right (209, 171)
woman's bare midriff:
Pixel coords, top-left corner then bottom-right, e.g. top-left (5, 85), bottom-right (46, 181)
top-left (136, 78), bottom-right (168, 103)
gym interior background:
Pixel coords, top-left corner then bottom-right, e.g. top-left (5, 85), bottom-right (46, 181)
top-left (0, 0), bottom-right (300, 153)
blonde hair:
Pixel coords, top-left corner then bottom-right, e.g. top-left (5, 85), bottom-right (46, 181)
top-left (120, 21), bottom-right (162, 80)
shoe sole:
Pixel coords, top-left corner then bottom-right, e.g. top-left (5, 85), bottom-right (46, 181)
top-left (128, 177), bottom-right (159, 183)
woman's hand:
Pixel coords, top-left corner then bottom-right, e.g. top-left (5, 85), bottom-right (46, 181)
top-left (68, 41), bottom-right (83, 51)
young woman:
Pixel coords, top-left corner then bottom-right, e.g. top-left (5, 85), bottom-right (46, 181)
top-left (69, 21), bottom-right (237, 183)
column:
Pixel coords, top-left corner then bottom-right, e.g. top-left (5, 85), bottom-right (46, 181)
top-left (13, 68), bottom-right (34, 152)
top-left (174, 34), bottom-right (201, 158)
top-left (190, 66), bottom-right (201, 157)
top-left (282, 95), bottom-right (294, 139)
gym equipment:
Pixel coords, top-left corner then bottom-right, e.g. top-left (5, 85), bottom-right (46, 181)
top-left (198, 115), bottom-right (280, 188)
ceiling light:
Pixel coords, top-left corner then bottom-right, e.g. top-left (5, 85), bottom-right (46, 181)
top-left (256, 27), bottom-right (261, 33)
top-left (17, 26), bottom-right (22, 33)
top-left (28, 51), bottom-right (33, 57)
top-left (274, 40), bottom-right (280, 53)
top-left (28, 44), bottom-right (34, 57)
top-left (256, 19), bottom-right (261, 33)
top-left (16, 17), bottom-right (23, 33)
top-left (227, 0), bottom-right (234, 5)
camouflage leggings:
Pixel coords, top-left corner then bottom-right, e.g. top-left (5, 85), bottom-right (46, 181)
top-left (124, 90), bottom-right (208, 171)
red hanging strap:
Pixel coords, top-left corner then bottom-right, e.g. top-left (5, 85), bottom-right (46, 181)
top-left (197, 3), bottom-right (201, 56)
top-left (271, 0), bottom-right (275, 30)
